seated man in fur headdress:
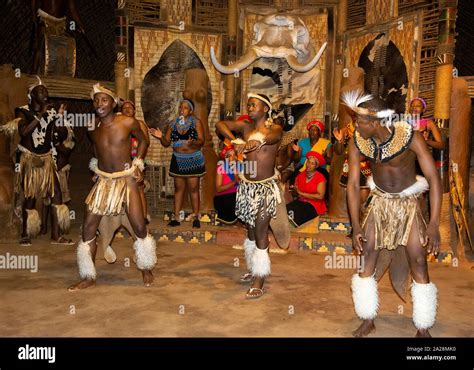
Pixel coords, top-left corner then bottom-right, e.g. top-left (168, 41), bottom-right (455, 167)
top-left (343, 90), bottom-right (442, 338)
top-left (10, 77), bottom-right (73, 246)
top-left (68, 84), bottom-right (155, 291)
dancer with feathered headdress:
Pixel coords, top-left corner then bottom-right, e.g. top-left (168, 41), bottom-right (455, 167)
top-left (342, 90), bottom-right (442, 338)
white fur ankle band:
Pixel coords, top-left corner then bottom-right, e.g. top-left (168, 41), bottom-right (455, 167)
top-left (412, 281), bottom-right (438, 330)
top-left (26, 209), bottom-right (41, 238)
top-left (243, 238), bottom-right (256, 272)
top-left (77, 239), bottom-right (96, 280)
top-left (251, 247), bottom-right (271, 278)
top-left (351, 273), bottom-right (379, 320)
top-left (52, 204), bottom-right (70, 233)
top-left (133, 235), bottom-right (157, 270)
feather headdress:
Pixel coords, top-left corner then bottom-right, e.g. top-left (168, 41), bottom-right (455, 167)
top-left (341, 90), bottom-right (395, 127)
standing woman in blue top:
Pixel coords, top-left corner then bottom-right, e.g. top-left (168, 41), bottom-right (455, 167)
top-left (149, 99), bottom-right (205, 228)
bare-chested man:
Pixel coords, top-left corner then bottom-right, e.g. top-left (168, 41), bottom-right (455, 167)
top-left (68, 84), bottom-right (156, 291)
top-left (41, 116), bottom-right (75, 235)
top-left (14, 77), bottom-right (73, 246)
top-left (216, 93), bottom-right (283, 299)
top-left (343, 91), bottom-right (441, 337)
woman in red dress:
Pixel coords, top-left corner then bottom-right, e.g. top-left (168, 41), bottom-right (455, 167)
top-left (287, 151), bottom-right (327, 227)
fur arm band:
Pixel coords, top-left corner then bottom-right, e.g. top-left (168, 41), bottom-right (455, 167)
top-left (132, 157), bottom-right (145, 172)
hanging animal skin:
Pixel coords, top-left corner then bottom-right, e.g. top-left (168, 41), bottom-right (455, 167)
top-left (210, 14), bottom-right (327, 74)
top-left (358, 33), bottom-right (408, 114)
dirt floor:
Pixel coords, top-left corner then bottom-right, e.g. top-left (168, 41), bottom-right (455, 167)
top-left (0, 228), bottom-right (472, 338)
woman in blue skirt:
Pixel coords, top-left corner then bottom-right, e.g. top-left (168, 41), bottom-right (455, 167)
top-left (150, 99), bottom-right (205, 228)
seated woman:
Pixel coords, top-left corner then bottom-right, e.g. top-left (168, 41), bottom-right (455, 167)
top-left (214, 145), bottom-right (239, 225)
top-left (294, 119), bottom-right (331, 171)
top-left (287, 151), bottom-right (327, 227)
top-left (292, 119), bottom-right (331, 187)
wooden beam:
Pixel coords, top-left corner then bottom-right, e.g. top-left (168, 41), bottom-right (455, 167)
top-left (25, 75), bottom-right (115, 100)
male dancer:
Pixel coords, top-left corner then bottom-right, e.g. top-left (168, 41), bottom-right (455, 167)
top-left (68, 84), bottom-right (156, 291)
top-left (14, 77), bottom-right (72, 246)
top-left (216, 93), bottom-right (283, 299)
top-left (41, 117), bottom-right (75, 235)
top-left (343, 90), bottom-right (441, 337)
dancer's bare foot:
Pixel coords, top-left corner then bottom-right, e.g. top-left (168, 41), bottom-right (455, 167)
top-left (142, 270), bottom-right (154, 287)
top-left (415, 329), bottom-right (432, 338)
top-left (68, 279), bottom-right (96, 291)
top-left (352, 319), bottom-right (376, 337)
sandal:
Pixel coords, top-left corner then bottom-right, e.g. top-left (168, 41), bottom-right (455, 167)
top-left (19, 236), bottom-right (32, 246)
top-left (51, 236), bottom-right (75, 245)
top-left (246, 287), bottom-right (265, 299)
top-left (240, 272), bottom-right (253, 283)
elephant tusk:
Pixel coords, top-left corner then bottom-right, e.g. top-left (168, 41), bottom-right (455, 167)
top-left (286, 42), bottom-right (328, 73)
top-left (210, 47), bottom-right (258, 75)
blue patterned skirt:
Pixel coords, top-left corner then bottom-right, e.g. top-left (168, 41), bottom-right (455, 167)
top-left (170, 150), bottom-right (206, 177)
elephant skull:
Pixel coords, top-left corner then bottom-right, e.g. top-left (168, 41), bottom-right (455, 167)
top-left (211, 14), bottom-right (327, 74)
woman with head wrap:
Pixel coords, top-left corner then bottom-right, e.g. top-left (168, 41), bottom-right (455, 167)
top-left (287, 151), bottom-right (327, 227)
top-left (149, 99), bottom-right (205, 228)
top-left (294, 119), bottom-right (332, 171)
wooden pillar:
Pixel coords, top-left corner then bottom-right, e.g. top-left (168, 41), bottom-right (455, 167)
top-left (433, 0), bottom-right (457, 252)
top-left (224, 0), bottom-right (238, 117)
top-left (449, 78), bottom-right (471, 259)
top-left (328, 67), bottom-right (365, 217)
top-left (115, 2), bottom-right (128, 100)
top-left (114, 61), bottom-right (128, 100)
top-left (433, 0), bottom-right (457, 192)
top-left (331, 0), bottom-right (347, 127)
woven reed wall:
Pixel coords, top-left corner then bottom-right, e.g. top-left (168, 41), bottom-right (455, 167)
top-left (126, 0), bottom-right (228, 31)
top-left (133, 28), bottom-right (222, 164)
top-left (399, 1), bottom-right (440, 118)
